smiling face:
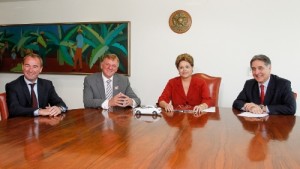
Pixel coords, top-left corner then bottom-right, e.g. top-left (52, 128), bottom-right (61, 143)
top-left (101, 57), bottom-right (119, 79)
top-left (251, 60), bottom-right (271, 84)
top-left (178, 60), bottom-right (193, 79)
top-left (22, 55), bottom-right (43, 82)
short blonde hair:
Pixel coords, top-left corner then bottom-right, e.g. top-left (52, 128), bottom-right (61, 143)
top-left (101, 53), bottom-right (120, 63)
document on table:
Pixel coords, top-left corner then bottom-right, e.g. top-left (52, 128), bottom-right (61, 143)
top-left (202, 107), bottom-right (216, 113)
top-left (238, 112), bottom-right (269, 118)
top-left (173, 107), bottom-right (216, 113)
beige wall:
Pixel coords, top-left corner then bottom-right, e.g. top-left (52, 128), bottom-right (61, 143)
top-left (0, 0), bottom-right (299, 115)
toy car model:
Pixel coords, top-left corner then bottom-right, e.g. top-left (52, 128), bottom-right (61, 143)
top-left (134, 113), bottom-right (162, 123)
top-left (133, 105), bottom-right (162, 116)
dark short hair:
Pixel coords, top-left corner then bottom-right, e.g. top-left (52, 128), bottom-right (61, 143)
top-left (250, 54), bottom-right (271, 67)
top-left (23, 53), bottom-right (43, 67)
top-left (175, 53), bottom-right (194, 68)
top-left (101, 53), bottom-right (119, 63)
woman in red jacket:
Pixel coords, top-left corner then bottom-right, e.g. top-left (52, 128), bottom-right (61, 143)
top-left (158, 53), bottom-right (212, 113)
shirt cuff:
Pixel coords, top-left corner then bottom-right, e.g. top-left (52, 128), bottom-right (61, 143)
top-left (265, 105), bottom-right (270, 113)
top-left (60, 106), bottom-right (67, 113)
top-left (131, 99), bottom-right (137, 108)
top-left (101, 99), bottom-right (110, 109)
top-left (34, 109), bottom-right (39, 116)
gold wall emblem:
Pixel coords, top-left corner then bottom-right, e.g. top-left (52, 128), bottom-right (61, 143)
top-left (169, 10), bottom-right (192, 34)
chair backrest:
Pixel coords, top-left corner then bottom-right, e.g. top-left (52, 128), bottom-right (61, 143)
top-left (0, 92), bottom-right (9, 120)
top-left (192, 73), bottom-right (222, 107)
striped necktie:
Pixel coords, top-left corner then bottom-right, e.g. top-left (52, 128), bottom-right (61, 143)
top-left (106, 79), bottom-right (112, 99)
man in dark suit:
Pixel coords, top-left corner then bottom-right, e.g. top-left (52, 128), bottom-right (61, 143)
top-left (233, 54), bottom-right (296, 115)
top-left (83, 53), bottom-right (141, 109)
top-left (5, 53), bottom-right (67, 118)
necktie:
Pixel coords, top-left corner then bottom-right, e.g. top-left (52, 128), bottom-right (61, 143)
top-left (29, 83), bottom-right (38, 108)
top-left (106, 79), bottom-right (112, 99)
top-left (260, 84), bottom-right (265, 104)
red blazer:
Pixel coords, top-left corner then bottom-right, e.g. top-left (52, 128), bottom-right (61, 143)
top-left (158, 76), bottom-right (212, 108)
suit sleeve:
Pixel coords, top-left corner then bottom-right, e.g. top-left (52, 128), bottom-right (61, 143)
top-left (200, 81), bottom-right (212, 107)
top-left (232, 82), bottom-right (248, 110)
top-left (158, 80), bottom-right (172, 104)
top-left (123, 77), bottom-right (141, 106)
top-left (46, 81), bottom-right (67, 110)
top-left (83, 76), bottom-right (105, 108)
top-left (268, 81), bottom-right (296, 115)
top-left (6, 83), bottom-right (36, 117)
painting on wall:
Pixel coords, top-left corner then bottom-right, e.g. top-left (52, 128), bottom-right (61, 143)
top-left (0, 21), bottom-right (130, 75)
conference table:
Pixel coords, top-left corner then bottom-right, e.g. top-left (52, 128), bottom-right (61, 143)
top-left (0, 107), bottom-right (300, 169)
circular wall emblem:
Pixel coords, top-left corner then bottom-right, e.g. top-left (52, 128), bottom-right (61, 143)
top-left (169, 10), bottom-right (192, 34)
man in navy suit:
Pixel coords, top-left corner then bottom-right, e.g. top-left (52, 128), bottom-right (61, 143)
top-left (233, 54), bottom-right (296, 115)
top-left (83, 53), bottom-right (141, 109)
top-left (6, 53), bottom-right (67, 118)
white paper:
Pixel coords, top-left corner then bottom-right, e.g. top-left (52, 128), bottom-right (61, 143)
top-left (202, 107), bottom-right (216, 113)
top-left (237, 112), bottom-right (269, 118)
top-left (173, 107), bottom-right (216, 113)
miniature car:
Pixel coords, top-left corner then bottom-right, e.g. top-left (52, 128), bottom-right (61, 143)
top-left (133, 105), bottom-right (162, 116)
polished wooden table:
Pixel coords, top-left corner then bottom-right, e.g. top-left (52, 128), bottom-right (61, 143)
top-left (0, 107), bottom-right (300, 169)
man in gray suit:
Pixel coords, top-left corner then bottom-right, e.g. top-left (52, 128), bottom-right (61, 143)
top-left (83, 54), bottom-right (141, 109)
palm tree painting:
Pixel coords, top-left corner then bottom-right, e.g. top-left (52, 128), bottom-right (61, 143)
top-left (0, 22), bottom-right (130, 75)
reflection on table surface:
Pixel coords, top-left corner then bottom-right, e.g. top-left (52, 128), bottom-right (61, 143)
top-left (233, 108), bottom-right (296, 162)
top-left (0, 107), bottom-right (300, 169)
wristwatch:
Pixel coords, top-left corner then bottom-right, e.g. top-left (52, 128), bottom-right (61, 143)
top-left (60, 106), bottom-right (66, 113)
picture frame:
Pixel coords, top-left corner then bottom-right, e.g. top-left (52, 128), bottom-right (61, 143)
top-left (0, 21), bottom-right (131, 75)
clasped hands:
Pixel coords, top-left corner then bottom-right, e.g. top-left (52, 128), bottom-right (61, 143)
top-left (243, 103), bottom-right (266, 114)
top-left (38, 114), bottom-right (65, 126)
top-left (38, 105), bottom-right (63, 117)
top-left (108, 92), bottom-right (133, 107)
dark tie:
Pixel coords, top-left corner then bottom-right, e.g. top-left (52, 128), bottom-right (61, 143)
top-left (260, 84), bottom-right (265, 104)
top-left (106, 79), bottom-right (112, 99)
top-left (29, 83), bottom-right (38, 108)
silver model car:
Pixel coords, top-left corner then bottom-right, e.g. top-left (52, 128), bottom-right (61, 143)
top-left (133, 105), bottom-right (162, 116)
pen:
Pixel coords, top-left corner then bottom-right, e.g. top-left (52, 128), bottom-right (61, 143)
top-left (173, 110), bottom-right (194, 113)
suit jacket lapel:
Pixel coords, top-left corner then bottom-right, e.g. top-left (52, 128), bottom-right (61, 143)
top-left (175, 78), bottom-right (186, 99)
top-left (113, 75), bottom-right (120, 96)
top-left (97, 74), bottom-right (106, 99)
top-left (20, 77), bottom-right (31, 105)
top-left (187, 77), bottom-right (196, 97)
top-left (37, 78), bottom-right (44, 107)
top-left (253, 82), bottom-right (261, 104)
